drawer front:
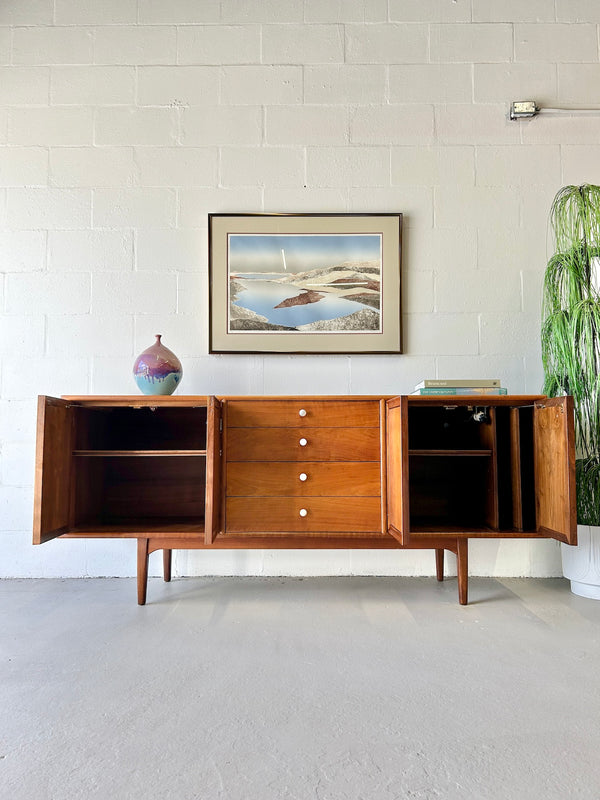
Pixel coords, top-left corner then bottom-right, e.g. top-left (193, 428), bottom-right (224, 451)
top-left (225, 497), bottom-right (382, 533)
top-left (226, 427), bottom-right (380, 462)
top-left (226, 399), bottom-right (380, 428)
top-left (227, 461), bottom-right (381, 497)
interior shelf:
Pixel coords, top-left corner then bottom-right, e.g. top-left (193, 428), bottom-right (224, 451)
top-left (73, 450), bottom-right (207, 457)
top-left (410, 521), bottom-right (496, 534)
top-left (409, 449), bottom-right (492, 457)
top-left (64, 517), bottom-right (205, 536)
top-left (409, 523), bottom-right (544, 538)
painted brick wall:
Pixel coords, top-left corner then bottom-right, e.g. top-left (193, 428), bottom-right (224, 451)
top-left (2, 0), bottom-right (600, 579)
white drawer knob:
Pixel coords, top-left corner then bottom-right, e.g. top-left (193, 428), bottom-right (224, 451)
top-left (298, 408), bottom-right (307, 417)
top-left (299, 508), bottom-right (308, 517)
top-left (299, 473), bottom-right (308, 482)
top-left (299, 438), bottom-right (308, 446)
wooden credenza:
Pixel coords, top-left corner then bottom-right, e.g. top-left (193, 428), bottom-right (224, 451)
top-left (33, 394), bottom-right (577, 605)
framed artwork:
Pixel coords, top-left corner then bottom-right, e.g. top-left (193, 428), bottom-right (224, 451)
top-left (208, 213), bottom-right (402, 354)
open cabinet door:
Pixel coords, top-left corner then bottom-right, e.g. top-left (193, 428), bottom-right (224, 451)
top-left (33, 396), bottom-right (75, 544)
top-left (204, 396), bottom-right (222, 544)
top-left (386, 396), bottom-right (409, 544)
top-left (533, 396), bottom-right (577, 545)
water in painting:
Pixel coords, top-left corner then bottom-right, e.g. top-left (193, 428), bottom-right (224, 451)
top-left (228, 233), bottom-right (382, 333)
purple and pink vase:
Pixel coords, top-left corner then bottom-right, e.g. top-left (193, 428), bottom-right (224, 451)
top-left (133, 335), bottom-right (183, 395)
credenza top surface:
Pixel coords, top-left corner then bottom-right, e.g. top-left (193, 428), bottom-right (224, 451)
top-left (60, 394), bottom-right (548, 407)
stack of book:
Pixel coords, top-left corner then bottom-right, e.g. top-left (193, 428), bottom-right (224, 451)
top-left (411, 379), bottom-right (507, 396)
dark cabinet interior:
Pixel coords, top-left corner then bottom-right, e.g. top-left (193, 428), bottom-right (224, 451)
top-left (408, 453), bottom-right (495, 531)
top-left (35, 400), bottom-right (211, 538)
top-left (71, 406), bottom-right (209, 533)
top-left (73, 406), bottom-right (208, 452)
top-left (407, 404), bottom-right (497, 532)
top-left (391, 396), bottom-right (576, 543)
top-left (72, 455), bottom-right (207, 529)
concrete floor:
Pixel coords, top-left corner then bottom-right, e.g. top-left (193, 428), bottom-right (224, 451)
top-left (2, 576), bottom-right (600, 800)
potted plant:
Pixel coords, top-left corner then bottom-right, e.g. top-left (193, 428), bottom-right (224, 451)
top-left (542, 183), bottom-right (600, 598)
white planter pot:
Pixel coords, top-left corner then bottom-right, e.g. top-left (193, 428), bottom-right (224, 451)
top-left (562, 524), bottom-right (600, 599)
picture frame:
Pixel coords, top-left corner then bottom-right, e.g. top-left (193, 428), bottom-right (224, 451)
top-left (208, 213), bottom-right (402, 354)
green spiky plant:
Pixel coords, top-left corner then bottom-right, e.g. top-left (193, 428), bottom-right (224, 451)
top-left (542, 184), bottom-right (600, 526)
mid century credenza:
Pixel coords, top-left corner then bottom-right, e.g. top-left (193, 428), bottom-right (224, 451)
top-left (33, 394), bottom-right (576, 605)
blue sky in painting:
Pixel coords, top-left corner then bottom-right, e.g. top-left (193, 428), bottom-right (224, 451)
top-left (228, 233), bottom-right (381, 273)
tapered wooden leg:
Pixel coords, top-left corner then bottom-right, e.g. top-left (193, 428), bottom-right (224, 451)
top-left (435, 549), bottom-right (444, 581)
top-left (137, 538), bottom-right (149, 605)
top-left (163, 549), bottom-right (172, 582)
top-left (456, 538), bottom-right (468, 605)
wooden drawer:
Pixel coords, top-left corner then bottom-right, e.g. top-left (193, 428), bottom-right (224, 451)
top-left (225, 496), bottom-right (382, 533)
top-left (226, 399), bottom-right (380, 428)
top-left (226, 427), bottom-right (380, 462)
top-left (226, 461), bottom-right (381, 497)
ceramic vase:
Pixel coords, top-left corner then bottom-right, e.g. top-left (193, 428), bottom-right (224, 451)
top-left (561, 524), bottom-right (600, 599)
top-left (133, 334), bottom-right (183, 396)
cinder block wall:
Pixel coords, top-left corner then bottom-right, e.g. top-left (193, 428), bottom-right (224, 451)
top-left (2, 0), bottom-right (599, 578)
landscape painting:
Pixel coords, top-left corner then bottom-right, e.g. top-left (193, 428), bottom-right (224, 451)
top-left (209, 214), bottom-right (402, 354)
top-left (228, 233), bottom-right (382, 334)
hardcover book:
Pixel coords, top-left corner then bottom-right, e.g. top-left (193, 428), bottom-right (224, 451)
top-left (414, 378), bottom-right (501, 389)
top-left (411, 387), bottom-right (508, 395)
